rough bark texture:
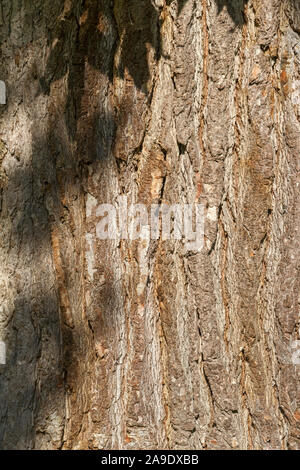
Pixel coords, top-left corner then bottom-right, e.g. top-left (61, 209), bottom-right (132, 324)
top-left (0, 0), bottom-right (299, 450)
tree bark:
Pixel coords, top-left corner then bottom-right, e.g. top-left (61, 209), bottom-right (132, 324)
top-left (0, 0), bottom-right (299, 450)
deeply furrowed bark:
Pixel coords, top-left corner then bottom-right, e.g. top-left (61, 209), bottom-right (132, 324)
top-left (0, 0), bottom-right (299, 449)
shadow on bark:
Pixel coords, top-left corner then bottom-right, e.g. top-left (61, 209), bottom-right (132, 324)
top-left (214, 0), bottom-right (249, 26)
top-left (0, 0), bottom-right (299, 450)
top-left (40, 0), bottom-right (250, 102)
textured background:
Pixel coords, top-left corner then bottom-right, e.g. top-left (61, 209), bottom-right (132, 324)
top-left (0, 0), bottom-right (299, 449)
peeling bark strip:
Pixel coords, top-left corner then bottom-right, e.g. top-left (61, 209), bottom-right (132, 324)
top-left (0, 341), bottom-right (6, 364)
top-left (0, 81), bottom-right (6, 104)
top-left (0, 0), bottom-right (299, 450)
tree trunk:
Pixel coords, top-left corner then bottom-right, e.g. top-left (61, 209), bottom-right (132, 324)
top-left (0, 0), bottom-right (299, 450)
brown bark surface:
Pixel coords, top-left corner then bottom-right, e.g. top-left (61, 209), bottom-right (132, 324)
top-left (0, 0), bottom-right (299, 449)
